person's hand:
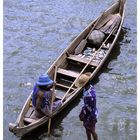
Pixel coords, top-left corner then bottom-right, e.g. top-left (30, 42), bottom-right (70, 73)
top-left (46, 113), bottom-right (53, 118)
top-left (53, 82), bottom-right (56, 86)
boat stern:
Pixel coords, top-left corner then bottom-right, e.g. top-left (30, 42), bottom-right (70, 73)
top-left (8, 123), bottom-right (27, 137)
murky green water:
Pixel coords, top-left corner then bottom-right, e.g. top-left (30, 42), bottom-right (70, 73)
top-left (4, 0), bottom-right (136, 140)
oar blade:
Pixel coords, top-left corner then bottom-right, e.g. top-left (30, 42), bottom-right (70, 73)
top-left (74, 39), bottom-right (87, 55)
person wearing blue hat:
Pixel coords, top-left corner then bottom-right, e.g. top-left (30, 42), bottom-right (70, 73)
top-left (32, 74), bottom-right (61, 118)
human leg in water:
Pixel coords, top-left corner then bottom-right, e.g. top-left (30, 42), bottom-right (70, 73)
top-left (91, 127), bottom-right (98, 140)
top-left (85, 128), bottom-right (92, 140)
top-left (91, 131), bottom-right (98, 140)
top-left (85, 128), bottom-right (98, 140)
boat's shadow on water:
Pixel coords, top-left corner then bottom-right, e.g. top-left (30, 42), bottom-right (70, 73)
top-left (20, 27), bottom-right (128, 140)
top-left (93, 27), bottom-right (128, 83)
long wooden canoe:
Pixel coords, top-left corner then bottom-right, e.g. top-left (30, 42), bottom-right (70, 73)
top-left (9, 0), bottom-right (126, 137)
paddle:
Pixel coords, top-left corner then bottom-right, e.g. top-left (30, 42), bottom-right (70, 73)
top-left (47, 66), bottom-right (57, 136)
top-left (74, 11), bottom-right (106, 55)
top-left (61, 26), bottom-right (116, 103)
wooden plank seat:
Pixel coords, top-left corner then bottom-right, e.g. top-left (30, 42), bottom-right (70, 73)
top-left (56, 83), bottom-right (75, 90)
top-left (57, 68), bottom-right (79, 78)
top-left (67, 55), bottom-right (98, 67)
top-left (24, 117), bottom-right (37, 124)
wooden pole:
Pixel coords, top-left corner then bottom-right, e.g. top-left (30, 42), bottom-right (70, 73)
top-left (47, 66), bottom-right (57, 136)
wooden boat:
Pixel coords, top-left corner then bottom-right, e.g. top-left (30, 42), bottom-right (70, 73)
top-left (9, 0), bottom-right (126, 137)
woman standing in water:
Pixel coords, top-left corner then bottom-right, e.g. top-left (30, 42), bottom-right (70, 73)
top-left (75, 73), bottom-right (98, 140)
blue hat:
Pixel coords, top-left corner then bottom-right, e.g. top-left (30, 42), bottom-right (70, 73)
top-left (36, 74), bottom-right (54, 86)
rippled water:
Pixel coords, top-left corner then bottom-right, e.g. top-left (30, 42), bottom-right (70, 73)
top-left (4, 0), bottom-right (136, 140)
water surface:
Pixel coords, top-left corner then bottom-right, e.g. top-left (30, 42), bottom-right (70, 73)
top-left (4, 0), bottom-right (136, 140)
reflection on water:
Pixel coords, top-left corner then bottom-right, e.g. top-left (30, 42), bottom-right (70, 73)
top-left (4, 0), bottom-right (136, 140)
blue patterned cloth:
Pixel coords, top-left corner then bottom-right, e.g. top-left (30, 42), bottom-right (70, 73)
top-left (79, 85), bottom-right (98, 129)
